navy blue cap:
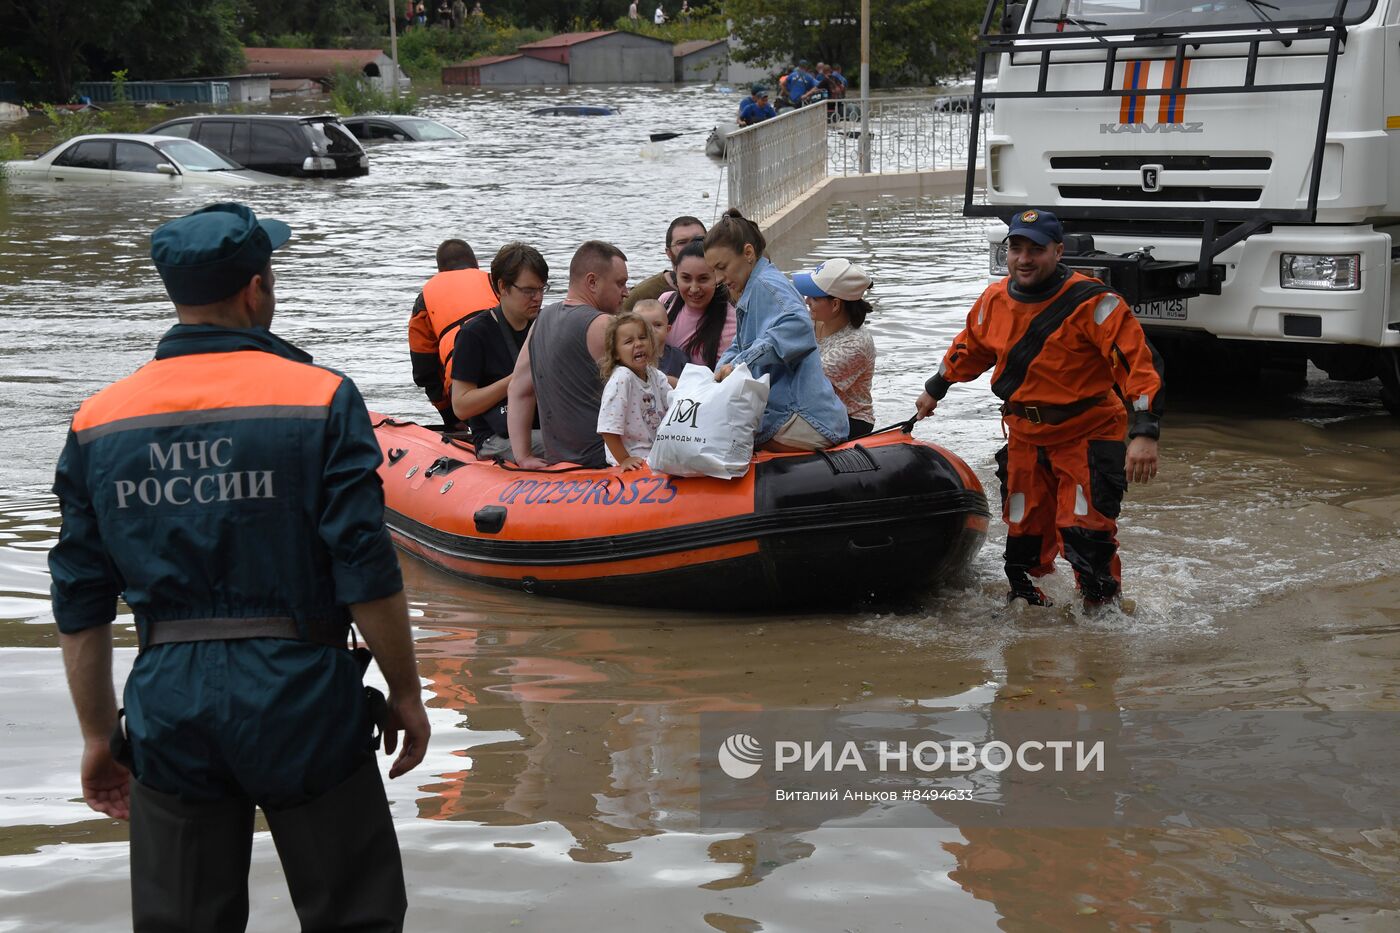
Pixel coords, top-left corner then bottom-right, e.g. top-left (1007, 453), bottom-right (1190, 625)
top-left (1004, 208), bottom-right (1063, 246)
top-left (151, 203), bottom-right (291, 305)
top-left (751, 83), bottom-right (768, 95)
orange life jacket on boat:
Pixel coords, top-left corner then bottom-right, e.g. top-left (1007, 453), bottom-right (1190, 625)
top-left (410, 268), bottom-right (497, 404)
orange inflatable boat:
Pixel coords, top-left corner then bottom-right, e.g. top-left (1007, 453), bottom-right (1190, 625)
top-left (372, 415), bottom-right (989, 609)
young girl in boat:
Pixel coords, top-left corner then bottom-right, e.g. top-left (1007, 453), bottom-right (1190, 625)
top-left (596, 312), bottom-right (674, 471)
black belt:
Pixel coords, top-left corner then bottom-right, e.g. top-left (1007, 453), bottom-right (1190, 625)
top-left (1001, 396), bottom-right (1104, 426)
top-left (144, 616), bottom-right (348, 649)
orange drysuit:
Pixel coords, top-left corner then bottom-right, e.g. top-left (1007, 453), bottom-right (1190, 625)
top-left (408, 268), bottom-right (497, 423)
top-left (925, 267), bottom-right (1164, 603)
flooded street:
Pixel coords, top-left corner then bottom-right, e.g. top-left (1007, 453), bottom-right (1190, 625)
top-left (3, 86), bottom-right (1400, 931)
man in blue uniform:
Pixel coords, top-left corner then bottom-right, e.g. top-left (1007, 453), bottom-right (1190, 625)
top-left (49, 202), bottom-right (431, 932)
top-left (738, 84), bottom-right (776, 126)
top-left (786, 61), bottom-right (818, 107)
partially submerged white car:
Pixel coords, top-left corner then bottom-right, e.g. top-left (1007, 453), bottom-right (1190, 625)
top-left (3, 133), bottom-right (283, 187)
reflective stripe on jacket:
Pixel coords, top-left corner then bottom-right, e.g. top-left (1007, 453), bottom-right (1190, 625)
top-left (49, 324), bottom-right (403, 644)
top-left (928, 269), bottom-right (1165, 443)
top-left (410, 268), bottom-right (497, 406)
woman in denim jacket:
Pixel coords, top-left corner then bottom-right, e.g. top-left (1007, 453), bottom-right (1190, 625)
top-left (704, 209), bottom-right (849, 452)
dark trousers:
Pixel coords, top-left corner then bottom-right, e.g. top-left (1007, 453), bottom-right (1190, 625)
top-left (130, 758), bottom-right (406, 933)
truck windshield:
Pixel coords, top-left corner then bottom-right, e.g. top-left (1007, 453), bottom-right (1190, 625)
top-left (1024, 0), bottom-right (1375, 35)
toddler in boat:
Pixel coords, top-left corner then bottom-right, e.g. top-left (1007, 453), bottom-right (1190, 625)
top-left (597, 311), bottom-right (673, 471)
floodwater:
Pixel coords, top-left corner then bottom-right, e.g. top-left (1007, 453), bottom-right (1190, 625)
top-left (2, 85), bottom-right (1400, 931)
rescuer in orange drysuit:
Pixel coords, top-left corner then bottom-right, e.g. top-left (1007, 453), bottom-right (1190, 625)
top-left (914, 209), bottom-right (1164, 611)
top-left (409, 238), bottom-right (498, 426)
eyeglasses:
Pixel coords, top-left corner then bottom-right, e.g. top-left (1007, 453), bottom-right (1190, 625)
top-left (509, 283), bottom-right (548, 298)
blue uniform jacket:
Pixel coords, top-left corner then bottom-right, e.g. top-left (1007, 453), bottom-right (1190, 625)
top-left (48, 325), bottom-right (403, 803)
top-left (739, 99), bottom-right (776, 124)
top-left (719, 258), bottom-right (849, 446)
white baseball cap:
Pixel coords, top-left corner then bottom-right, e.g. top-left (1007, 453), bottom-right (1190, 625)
top-left (793, 258), bottom-right (872, 301)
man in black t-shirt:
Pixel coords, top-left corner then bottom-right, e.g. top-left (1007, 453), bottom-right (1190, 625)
top-left (452, 243), bottom-right (549, 461)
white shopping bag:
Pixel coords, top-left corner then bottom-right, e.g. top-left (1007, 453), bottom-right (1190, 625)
top-left (647, 363), bottom-right (770, 479)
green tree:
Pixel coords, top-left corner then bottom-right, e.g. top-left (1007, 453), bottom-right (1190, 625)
top-left (0, 0), bottom-right (244, 98)
top-left (722, 0), bottom-right (982, 86)
top-left (101, 1), bottom-right (245, 79)
top-left (0, 0), bottom-right (145, 99)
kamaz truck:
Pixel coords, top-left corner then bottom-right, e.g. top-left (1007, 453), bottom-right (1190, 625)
top-left (964, 0), bottom-right (1400, 413)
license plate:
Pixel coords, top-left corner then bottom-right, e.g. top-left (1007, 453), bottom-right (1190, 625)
top-left (1133, 297), bottom-right (1187, 320)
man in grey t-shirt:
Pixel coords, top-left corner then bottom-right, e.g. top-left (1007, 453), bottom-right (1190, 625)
top-left (508, 241), bottom-right (629, 469)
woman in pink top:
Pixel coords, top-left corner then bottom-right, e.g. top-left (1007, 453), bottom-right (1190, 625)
top-left (658, 240), bottom-right (737, 369)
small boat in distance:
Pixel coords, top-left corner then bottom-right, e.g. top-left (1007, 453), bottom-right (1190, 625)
top-left (529, 105), bottom-right (620, 117)
top-left (705, 124), bottom-right (729, 159)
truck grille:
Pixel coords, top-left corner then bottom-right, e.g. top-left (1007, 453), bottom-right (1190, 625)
top-left (1056, 185), bottom-right (1263, 202)
top-left (1050, 155), bottom-right (1272, 171)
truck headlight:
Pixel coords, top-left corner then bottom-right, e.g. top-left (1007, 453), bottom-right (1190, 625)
top-left (990, 242), bottom-right (1008, 276)
top-left (1280, 253), bottom-right (1359, 290)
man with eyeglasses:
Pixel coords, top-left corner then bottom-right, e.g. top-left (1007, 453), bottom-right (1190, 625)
top-left (451, 242), bottom-right (550, 461)
top-left (622, 215), bottom-right (706, 312)
top-left (409, 238), bottom-right (498, 427)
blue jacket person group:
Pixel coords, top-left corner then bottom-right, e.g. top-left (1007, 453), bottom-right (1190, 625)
top-left (49, 203), bottom-right (430, 933)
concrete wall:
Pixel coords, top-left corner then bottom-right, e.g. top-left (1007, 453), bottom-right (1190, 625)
top-left (762, 169), bottom-right (983, 259)
top-left (676, 44), bottom-right (728, 83)
top-left (724, 37), bottom-right (772, 88)
top-left (568, 34), bottom-right (673, 84)
top-left (225, 76), bottom-right (271, 103)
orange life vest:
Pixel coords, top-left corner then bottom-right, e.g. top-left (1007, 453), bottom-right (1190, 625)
top-left (420, 268), bottom-right (497, 395)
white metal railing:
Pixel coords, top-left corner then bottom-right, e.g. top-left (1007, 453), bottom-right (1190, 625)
top-left (726, 93), bottom-right (993, 223)
top-left (724, 104), bottom-right (828, 226)
top-left (829, 95), bottom-right (992, 176)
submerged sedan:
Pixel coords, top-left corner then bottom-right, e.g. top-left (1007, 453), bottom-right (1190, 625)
top-left (341, 115), bottom-right (465, 142)
top-left (2, 134), bottom-right (282, 187)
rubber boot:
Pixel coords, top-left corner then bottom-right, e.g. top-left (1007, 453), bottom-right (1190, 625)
top-left (1005, 534), bottom-right (1053, 606)
top-left (262, 758), bottom-right (407, 933)
top-left (129, 781), bottom-right (255, 933)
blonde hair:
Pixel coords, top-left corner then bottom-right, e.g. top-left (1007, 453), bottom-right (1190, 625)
top-left (599, 312), bottom-right (657, 380)
top-left (631, 298), bottom-right (666, 324)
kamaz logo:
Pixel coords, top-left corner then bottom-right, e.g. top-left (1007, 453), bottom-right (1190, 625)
top-left (1100, 122), bottom-right (1204, 134)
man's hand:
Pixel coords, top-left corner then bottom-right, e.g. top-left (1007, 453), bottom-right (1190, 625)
top-left (714, 363), bottom-right (734, 382)
top-left (1126, 436), bottom-right (1159, 484)
top-left (913, 391), bottom-right (938, 421)
top-left (81, 737), bottom-right (130, 820)
top-left (515, 455), bottom-right (549, 471)
top-left (383, 692), bottom-right (431, 779)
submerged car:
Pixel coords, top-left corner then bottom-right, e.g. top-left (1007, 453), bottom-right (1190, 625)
top-left (2, 134), bottom-right (282, 187)
top-left (341, 115), bottom-right (465, 142)
top-left (145, 114), bottom-right (368, 178)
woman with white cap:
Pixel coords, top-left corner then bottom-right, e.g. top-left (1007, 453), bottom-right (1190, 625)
top-left (794, 258), bottom-right (876, 438)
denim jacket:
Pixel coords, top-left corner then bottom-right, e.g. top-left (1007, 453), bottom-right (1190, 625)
top-left (719, 257), bottom-right (849, 445)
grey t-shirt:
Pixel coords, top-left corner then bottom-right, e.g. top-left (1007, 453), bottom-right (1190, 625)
top-left (529, 301), bottom-right (608, 467)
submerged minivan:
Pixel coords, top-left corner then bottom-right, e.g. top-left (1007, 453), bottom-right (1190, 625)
top-left (145, 114), bottom-right (368, 178)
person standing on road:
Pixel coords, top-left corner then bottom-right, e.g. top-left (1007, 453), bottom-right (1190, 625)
top-left (49, 202), bottom-right (430, 932)
top-left (913, 209), bottom-right (1164, 612)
